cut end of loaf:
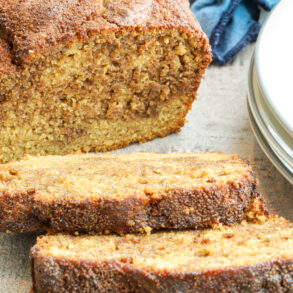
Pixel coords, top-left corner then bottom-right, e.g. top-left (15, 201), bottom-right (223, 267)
top-left (0, 27), bottom-right (211, 163)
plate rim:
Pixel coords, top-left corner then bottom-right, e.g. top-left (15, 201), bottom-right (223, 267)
top-left (248, 53), bottom-right (293, 169)
top-left (247, 100), bottom-right (293, 185)
top-left (247, 52), bottom-right (293, 185)
top-left (255, 0), bottom-right (293, 135)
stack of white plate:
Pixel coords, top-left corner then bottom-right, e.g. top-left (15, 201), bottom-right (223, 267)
top-left (247, 0), bottom-right (293, 184)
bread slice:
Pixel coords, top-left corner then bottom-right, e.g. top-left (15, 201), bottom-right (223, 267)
top-left (30, 215), bottom-right (293, 293)
top-left (0, 152), bottom-right (261, 234)
top-left (0, 0), bottom-right (211, 163)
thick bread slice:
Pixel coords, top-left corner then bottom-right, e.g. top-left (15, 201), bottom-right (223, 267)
top-left (0, 152), bottom-right (260, 234)
top-left (30, 215), bottom-right (293, 293)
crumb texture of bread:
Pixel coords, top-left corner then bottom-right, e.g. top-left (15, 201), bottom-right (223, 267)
top-left (0, 152), bottom-right (260, 233)
top-left (0, 0), bottom-right (211, 162)
top-left (30, 215), bottom-right (293, 293)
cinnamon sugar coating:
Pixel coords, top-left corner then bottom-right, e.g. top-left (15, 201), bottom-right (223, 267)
top-left (0, 152), bottom-right (262, 234)
top-left (30, 215), bottom-right (293, 292)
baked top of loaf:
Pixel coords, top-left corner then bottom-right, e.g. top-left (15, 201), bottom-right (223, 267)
top-left (31, 215), bottom-right (293, 292)
top-left (0, 152), bottom-right (252, 201)
top-left (0, 0), bottom-right (204, 68)
top-left (0, 152), bottom-right (260, 233)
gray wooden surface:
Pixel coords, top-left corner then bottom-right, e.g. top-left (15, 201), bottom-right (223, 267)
top-left (1, 44), bottom-right (292, 293)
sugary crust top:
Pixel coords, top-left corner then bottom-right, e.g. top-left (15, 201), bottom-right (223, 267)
top-left (0, 38), bottom-right (15, 73)
top-left (0, 152), bottom-right (252, 202)
top-left (0, 0), bottom-right (208, 68)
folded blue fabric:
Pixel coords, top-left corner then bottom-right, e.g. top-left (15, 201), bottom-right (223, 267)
top-left (190, 0), bottom-right (279, 64)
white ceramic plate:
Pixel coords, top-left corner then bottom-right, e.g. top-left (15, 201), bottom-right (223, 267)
top-left (247, 99), bottom-right (293, 185)
top-left (251, 59), bottom-right (293, 169)
top-left (247, 55), bottom-right (293, 184)
top-left (256, 0), bottom-right (293, 136)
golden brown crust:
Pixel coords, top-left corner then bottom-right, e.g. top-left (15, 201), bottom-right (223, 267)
top-left (0, 180), bottom-right (260, 234)
top-left (30, 256), bottom-right (293, 293)
top-left (0, 38), bottom-right (15, 74)
top-left (0, 0), bottom-right (113, 65)
top-left (0, 152), bottom-right (260, 233)
top-left (0, 151), bottom-right (262, 234)
top-left (33, 180), bottom-right (261, 234)
top-left (29, 199), bottom-right (275, 293)
top-left (29, 215), bottom-right (293, 292)
top-left (0, 180), bottom-right (265, 233)
top-left (0, 0), bottom-right (210, 67)
top-left (30, 224), bottom-right (293, 293)
top-left (0, 190), bottom-right (45, 233)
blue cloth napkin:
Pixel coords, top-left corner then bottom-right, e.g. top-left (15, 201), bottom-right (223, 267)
top-left (190, 0), bottom-right (279, 64)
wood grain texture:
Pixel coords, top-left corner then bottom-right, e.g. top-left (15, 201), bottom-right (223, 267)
top-left (0, 44), bottom-right (292, 292)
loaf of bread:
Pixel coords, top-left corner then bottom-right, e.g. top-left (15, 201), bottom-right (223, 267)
top-left (30, 215), bottom-right (293, 293)
top-left (0, 0), bottom-right (211, 163)
top-left (0, 152), bottom-right (261, 234)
